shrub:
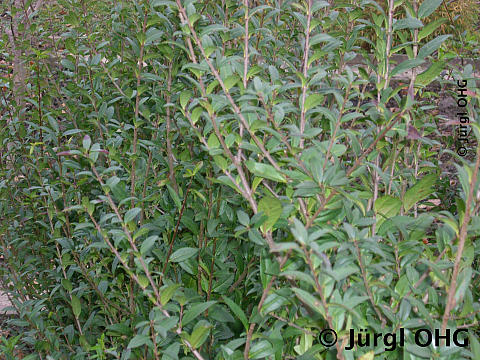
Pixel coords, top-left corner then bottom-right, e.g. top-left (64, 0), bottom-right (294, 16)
top-left (1, 0), bottom-right (479, 359)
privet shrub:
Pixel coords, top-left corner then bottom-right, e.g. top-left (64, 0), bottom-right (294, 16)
top-left (0, 0), bottom-right (479, 359)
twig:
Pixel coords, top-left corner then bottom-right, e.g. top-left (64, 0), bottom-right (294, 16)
top-left (303, 248), bottom-right (344, 360)
top-left (322, 85), bottom-right (351, 170)
top-left (165, 61), bottom-right (179, 193)
top-left (244, 251), bottom-right (291, 359)
top-left (441, 144), bottom-right (480, 338)
top-left (352, 237), bottom-right (386, 327)
top-left (175, 0), bottom-right (284, 176)
top-left (299, 0), bottom-right (313, 149)
top-left (227, 256), bottom-right (256, 294)
top-left (162, 180), bottom-right (193, 281)
top-left (237, 0), bottom-right (248, 163)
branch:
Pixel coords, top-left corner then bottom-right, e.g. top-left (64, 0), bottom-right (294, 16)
top-left (441, 144), bottom-right (480, 338)
top-left (299, 0), bottom-right (313, 149)
top-left (304, 248), bottom-right (344, 360)
top-left (175, 0), bottom-right (283, 175)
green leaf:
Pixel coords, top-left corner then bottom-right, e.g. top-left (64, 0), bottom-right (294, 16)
top-left (200, 24), bottom-right (228, 36)
top-left (182, 301), bottom-right (216, 326)
top-left (393, 17), bottom-right (423, 30)
top-left (237, 210), bottom-right (250, 227)
top-left (455, 267), bottom-right (472, 302)
top-left (71, 295), bottom-right (81, 318)
top-left (304, 94), bottom-right (323, 111)
top-left (417, 35), bottom-right (451, 59)
top-left (180, 90), bottom-right (192, 110)
top-left (280, 271), bottom-right (315, 286)
top-left (403, 174), bottom-right (436, 212)
top-left (62, 279), bottom-right (72, 292)
top-left (127, 334), bottom-right (151, 349)
top-left (418, 0), bottom-right (443, 19)
top-left (189, 323), bottom-right (211, 348)
top-left (245, 160), bottom-right (286, 183)
top-left (191, 107), bottom-right (203, 124)
top-left (418, 18), bottom-right (446, 40)
top-left (145, 28), bottom-right (163, 45)
top-left (224, 75), bottom-right (239, 91)
top-left (82, 196), bottom-right (94, 216)
top-left (292, 288), bottom-right (324, 317)
top-left (47, 115), bottom-right (59, 134)
top-left (133, 226), bottom-right (150, 241)
top-left (63, 129), bottom-right (84, 136)
top-left (208, 133), bottom-right (220, 149)
top-left (161, 284), bottom-right (181, 306)
top-left (167, 185), bottom-right (181, 209)
top-left (405, 342), bottom-right (431, 358)
top-left (358, 351), bottom-right (375, 360)
top-left (257, 197), bottom-right (282, 232)
top-left (375, 196), bottom-right (402, 226)
top-left (470, 332), bottom-right (480, 359)
top-left (108, 177), bottom-right (129, 201)
top-left (170, 247), bottom-right (198, 263)
top-left (261, 293), bottom-right (286, 315)
top-left (223, 296), bottom-right (248, 331)
top-left (291, 218), bottom-right (308, 244)
top-left (213, 155), bottom-right (228, 170)
top-left (249, 340), bottom-right (274, 359)
top-left (415, 60), bottom-right (445, 86)
top-left (137, 275), bottom-right (149, 288)
top-left (327, 265), bottom-right (359, 282)
top-left (391, 59), bottom-right (425, 77)
top-left (248, 228), bottom-right (265, 246)
top-left (180, 215), bottom-right (199, 234)
top-left (61, 58), bottom-right (75, 70)
top-left (162, 342), bottom-right (180, 360)
top-left (140, 235), bottom-right (158, 255)
top-left (82, 135), bottom-right (91, 151)
top-left (124, 208), bottom-right (141, 224)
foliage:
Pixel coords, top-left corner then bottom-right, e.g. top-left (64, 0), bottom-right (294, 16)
top-left (0, 0), bottom-right (479, 359)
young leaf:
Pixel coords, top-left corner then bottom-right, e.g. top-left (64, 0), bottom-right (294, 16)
top-left (358, 351), bottom-right (375, 360)
top-left (375, 196), bottom-right (402, 226)
top-left (208, 133), bottom-right (220, 149)
top-left (304, 94), bottom-right (323, 111)
top-left (189, 323), bottom-right (212, 348)
top-left (257, 197), bottom-right (282, 232)
top-left (71, 295), bottom-right (81, 318)
top-left (161, 284), bottom-right (181, 306)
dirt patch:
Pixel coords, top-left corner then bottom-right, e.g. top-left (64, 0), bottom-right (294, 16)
top-left (0, 291), bottom-right (11, 313)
